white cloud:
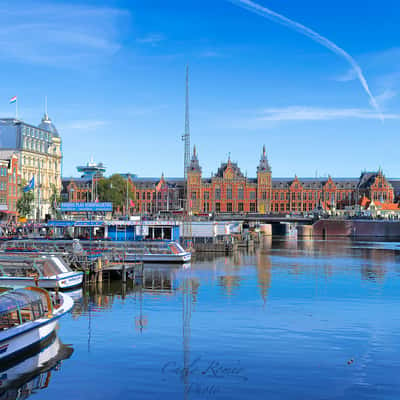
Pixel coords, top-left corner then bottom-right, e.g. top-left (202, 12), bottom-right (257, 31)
top-left (0, 3), bottom-right (130, 66)
top-left (256, 106), bottom-right (400, 121)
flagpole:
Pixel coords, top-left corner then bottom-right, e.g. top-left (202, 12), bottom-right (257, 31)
top-left (15, 98), bottom-right (18, 120)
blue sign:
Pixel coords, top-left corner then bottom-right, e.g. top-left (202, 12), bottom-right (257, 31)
top-left (61, 202), bottom-right (113, 212)
top-left (74, 221), bottom-right (104, 227)
top-left (48, 220), bottom-right (75, 227)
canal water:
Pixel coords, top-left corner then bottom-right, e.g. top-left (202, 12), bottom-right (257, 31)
top-left (3, 238), bottom-right (400, 399)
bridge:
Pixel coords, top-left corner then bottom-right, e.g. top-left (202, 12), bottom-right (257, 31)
top-left (213, 214), bottom-right (314, 224)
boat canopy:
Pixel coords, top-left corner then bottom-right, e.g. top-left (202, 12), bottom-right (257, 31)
top-left (0, 288), bottom-right (45, 314)
top-left (0, 256), bottom-right (73, 278)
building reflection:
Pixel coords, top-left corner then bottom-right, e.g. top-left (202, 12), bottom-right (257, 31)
top-left (0, 333), bottom-right (73, 400)
top-left (256, 252), bottom-right (272, 304)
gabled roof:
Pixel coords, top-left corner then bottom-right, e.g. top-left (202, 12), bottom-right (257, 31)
top-left (215, 161), bottom-right (244, 179)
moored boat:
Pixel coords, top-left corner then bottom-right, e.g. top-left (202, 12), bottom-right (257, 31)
top-left (125, 241), bottom-right (191, 263)
top-left (0, 286), bottom-right (73, 363)
top-left (0, 255), bottom-right (83, 290)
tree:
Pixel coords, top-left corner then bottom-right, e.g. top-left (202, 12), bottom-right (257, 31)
top-left (97, 174), bottom-right (135, 213)
top-left (17, 190), bottom-right (34, 218)
top-left (49, 184), bottom-right (61, 218)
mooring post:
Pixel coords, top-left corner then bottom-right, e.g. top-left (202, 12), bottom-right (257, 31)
top-left (122, 263), bottom-right (127, 283)
top-left (97, 257), bottom-right (103, 283)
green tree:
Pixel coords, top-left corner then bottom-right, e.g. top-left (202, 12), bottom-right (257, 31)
top-left (97, 174), bottom-right (135, 213)
top-left (17, 190), bottom-right (34, 218)
top-left (49, 184), bottom-right (61, 218)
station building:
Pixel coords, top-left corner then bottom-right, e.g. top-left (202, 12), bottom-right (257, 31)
top-left (186, 146), bottom-right (398, 215)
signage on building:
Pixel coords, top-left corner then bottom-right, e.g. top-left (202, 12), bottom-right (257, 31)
top-left (0, 204), bottom-right (8, 212)
top-left (60, 202), bottom-right (113, 212)
top-left (48, 220), bottom-right (75, 227)
top-left (74, 221), bottom-right (104, 227)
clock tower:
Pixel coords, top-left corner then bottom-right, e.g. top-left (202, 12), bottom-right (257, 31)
top-left (187, 145), bottom-right (202, 213)
top-left (257, 145), bottom-right (272, 214)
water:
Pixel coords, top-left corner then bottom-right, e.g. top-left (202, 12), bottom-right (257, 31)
top-left (3, 238), bottom-right (400, 399)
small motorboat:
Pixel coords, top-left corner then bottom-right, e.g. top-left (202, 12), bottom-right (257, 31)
top-left (0, 255), bottom-right (83, 290)
top-left (0, 286), bottom-right (74, 363)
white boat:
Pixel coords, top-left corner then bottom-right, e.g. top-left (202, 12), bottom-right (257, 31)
top-left (0, 255), bottom-right (83, 290)
top-left (125, 241), bottom-right (191, 263)
top-left (0, 286), bottom-right (74, 363)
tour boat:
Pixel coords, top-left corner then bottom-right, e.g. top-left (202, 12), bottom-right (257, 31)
top-left (0, 255), bottom-right (84, 290)
top-left (0, 333), bottom-right (73, 396)
top-left (125, 241), bottom-right (191, 263)
top-left (0, 286), bottom-right (73, 363)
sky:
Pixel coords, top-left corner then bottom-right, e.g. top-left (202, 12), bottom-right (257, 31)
top-left (0, 0), bottom-right (399, 179)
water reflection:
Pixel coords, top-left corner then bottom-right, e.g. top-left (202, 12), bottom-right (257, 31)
top-left (0, 333), bottom-right (73, 400)
top-left (50, 239), bottom-right (400, 399)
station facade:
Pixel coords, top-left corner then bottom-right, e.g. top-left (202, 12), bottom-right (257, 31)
top-left (186, 146), bottom-right (398, 215)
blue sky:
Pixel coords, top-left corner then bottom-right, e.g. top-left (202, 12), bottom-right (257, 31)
top-left (1, 0), bottom-right (399, 178)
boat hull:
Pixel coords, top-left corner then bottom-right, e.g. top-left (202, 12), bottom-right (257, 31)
top-left (0, 319), bottom-right (58, 363)
top-left (0, 272), bottom-right (83, 290)
top-left (126, 252), bottom-right (191, 263)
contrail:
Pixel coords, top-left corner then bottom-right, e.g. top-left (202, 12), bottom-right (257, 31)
top-left (228, 0), bottom-right (383, 120)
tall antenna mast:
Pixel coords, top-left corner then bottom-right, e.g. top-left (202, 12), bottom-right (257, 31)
top-left (181, 65), bottom-right (192, 247)
top-left (183, 65), bottom-right (190, 182)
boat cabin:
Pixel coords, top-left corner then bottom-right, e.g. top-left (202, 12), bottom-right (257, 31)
top-left (0, 255), bottom-right (73, 280)
top-left (0, 287), bottom-right (52, 330)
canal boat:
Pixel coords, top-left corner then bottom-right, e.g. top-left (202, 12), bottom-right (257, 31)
top-left (125, 241), bottom-right (191, 263)
top-left (0, 286), bottom-right (74, 363)
top-left (0, 255), bottom-right (83, 290)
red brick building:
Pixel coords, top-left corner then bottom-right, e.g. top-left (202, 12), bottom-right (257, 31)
top-left (186, 146), bottom-right (397, 215)
top-left (62, 148), bottom-right (398, 216)
top-left (0, 150), bottom-right (21, 221)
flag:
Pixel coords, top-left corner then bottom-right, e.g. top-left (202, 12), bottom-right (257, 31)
top-left (9, 96), bottom-right (17, 104)
top-left (23, 177), bottom-right (34, 192)
top-left (130, 200), bottom-right (135, 207)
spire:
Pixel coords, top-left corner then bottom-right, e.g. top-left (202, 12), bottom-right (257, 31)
top-left (189, 144), bottom-right (201, 173)
top-left (257, 145), bottom-right (271, 173)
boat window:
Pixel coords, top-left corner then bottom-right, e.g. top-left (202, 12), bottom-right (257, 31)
top-left (20, 304), bottom-right (35, 322)
top-left (0, 309), bottom-right (20, 329)
top-left (32, 301), bottom-right (44, 319)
